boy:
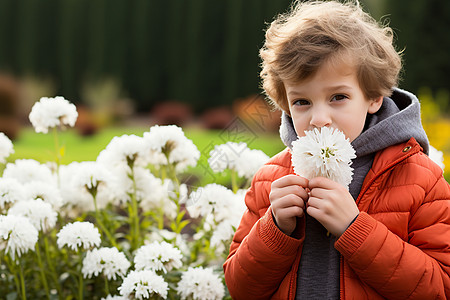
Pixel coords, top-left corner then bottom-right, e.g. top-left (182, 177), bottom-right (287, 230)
top-left (223, 1), bottom-right (450, 299)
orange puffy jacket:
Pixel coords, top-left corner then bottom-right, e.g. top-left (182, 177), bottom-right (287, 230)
top-left (224, 138), bottom-right (450, 299)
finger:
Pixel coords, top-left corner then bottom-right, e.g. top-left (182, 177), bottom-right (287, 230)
top-left (275, 205), bottom-right (305, 219)
top-left (306, 196), bottom-right (327, 211)
top-left (305, 205), bottom-right (322, 222)
top-left (272, 174), bottom-right (309, 189)
top-left (271, 185), bottom-right (309, 201)
top-left (308, 177), bottom-right (337, 190)
top-left (272, 194), bottom-right (305, 210)
top-left (309, 187), bottom-right (329, 200)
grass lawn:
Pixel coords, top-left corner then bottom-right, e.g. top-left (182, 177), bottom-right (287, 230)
top-left (9, 126), bottom-right (285, 164)
top-left (6, 125), bottom-right (285, 188)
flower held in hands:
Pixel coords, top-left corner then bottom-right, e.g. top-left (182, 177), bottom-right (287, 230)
top-left (291, 127), bottom-right (356, 188)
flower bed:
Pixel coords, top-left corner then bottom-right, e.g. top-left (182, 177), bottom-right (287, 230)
top-left (0, 97), bottom-right (270, 299)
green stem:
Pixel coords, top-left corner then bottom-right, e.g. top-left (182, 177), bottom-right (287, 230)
top-left (158, 207), bottom-right (164, 230)
top-left (18, 258), bottom-right (26, 300)
top-left (127, 166), bottom-right (141, 252)
top-left (78, 252), bottom-right (84, 300)
top-left (5, 255), bottom-right (20, 297)
top-left (164, 153), bottom-right (180, 196)
top-left (104, 276), bottom-right (110, 296)
top-left (168, 164), bottom-right (180, 195)
top-left (44, 235), bottom-right (61, 296)
top-left (35, 243), bottom-right (50, 299)
top-left (52, 127), bottom-right (61, 186)
top-left (130, 184), bottom-right (140, 251)
top-left (231, 169), bottom-right (239, 193)
top-left (92, 194), bottom-right (118, 248)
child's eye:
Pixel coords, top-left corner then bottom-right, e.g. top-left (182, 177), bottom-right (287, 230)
top-left (331, 94), bottom-right (348, 102)
top-left (293, 99), bottom-right (310, 106)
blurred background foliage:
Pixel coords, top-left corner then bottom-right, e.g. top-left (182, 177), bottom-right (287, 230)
top-left (0, 0), bottom-right (448, 113)
top-left (0, 0), bottom-right (449, 178)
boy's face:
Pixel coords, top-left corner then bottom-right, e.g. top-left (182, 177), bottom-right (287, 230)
top-left (285, 59), bottom-right (383, 142)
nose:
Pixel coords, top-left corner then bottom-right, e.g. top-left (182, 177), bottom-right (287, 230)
top-left (310, 105), bottom-right (332, 128)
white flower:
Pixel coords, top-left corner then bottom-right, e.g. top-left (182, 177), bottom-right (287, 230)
top-left (24, 181), bottom-right (64, 209)
top-left (97, 134), bottom-right (148, 169)
top-left (71, 161), bottom-right (118, 208)
top-left (291, 127), bottom-right (356, 188)
top-left (0, 215), bottom-right (38, 260)
top-left (0, 132), bottom-right (14, 164)
top-left (208, 142), bottom-right (269, 179)
top-left (57, 221), bottom-right (101, 251)
top-left (134, 241), bottom-right (183, 273)
top-left (29, 96), bottom-right (78, 133)
top-left (118, 270), bottom-right (168, 299)
top-left (82, 247), bottom-right (130, 280)
top-left (145, 229), bottom-right (190, 256)
top-left (3, 159), bottom-right (56, 185)
top-left (8, 199), bottom-right (57, 233)
top-left (429, 145), bottom-right (445, 171)
top-left (236, 149), bottom-right (270, 179)
top-left (131, 168), bottom-right (175, 217)
top-left (59, 162), bottom-right (119, 216)
top-left (208, 142), bottom-right (247, 173)
top-left (0, 178), bottom-right (25, 210)
top-left (143, 125), bottom-right (200, 171)
top-left (186, 184), bottom-right (246, 227)
top-left (210, 220), bottom-right (236, 255)
top-left (177, 267), bottom-right (225, 300)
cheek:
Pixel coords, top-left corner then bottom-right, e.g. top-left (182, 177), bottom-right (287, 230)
top-left (291, 117), bottom-right (308, 137)
top-left (342, 114), bottom-right (367, 141)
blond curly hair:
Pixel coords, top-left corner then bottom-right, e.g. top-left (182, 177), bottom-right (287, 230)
top-left (260, 0), bottom-right (402, 112)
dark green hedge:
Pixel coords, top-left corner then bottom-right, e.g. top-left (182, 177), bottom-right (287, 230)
top-left (0, 0), bottom-right (448, 112)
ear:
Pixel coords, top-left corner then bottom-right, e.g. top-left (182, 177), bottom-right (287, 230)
top-left (368, 96), bottom-right (383, 114)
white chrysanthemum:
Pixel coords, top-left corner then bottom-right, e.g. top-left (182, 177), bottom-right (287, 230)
top-left (133, 168), bottom-right (175, 217)
top-left (8, 199), bottom-right (57, 233)
top-left (97, 134), bottom-right (149, 169)
top-left (0, 215), bottom-right (38, 260)
top-left (208, 142), bottom-right (269, 179)
top-left (143, 125), bottom-right (200, 171)
top-left (208, 142), bottom-right (247, 173)
top-left (72, 161), bottom-right (118, 208)
top-left (210, 220), bottom-right (236, 255)
top-left (134, 241), bottom-right (183, 273)
top-left (24, 181), bottom-right (64, 209)
top-left (0, 178), bottom-right (25, 210)
top-left (57, 221), bottom-right (101, 251)
top-left (291, 127), bottom-right (356, 188)
top-left (82, 247), bottom-right (130, 280)
top-left (186, 184), bottom-right (246, 228)
top-left (3, 159), bottom-right (56, 185)
top-left (0, 132), bottom-right (14, 164)
top-left (29, 96), bottom-right (78, 133)
top-left (146, 229), bottom-right (190, 256)
top-left (429, 145), bottom-right (445, 170)
top-left (59, 162), bottom-right (94, 215)
top-left (118, 270), bottom-right (168, 299)
top-left (177, 267), bottom-right (225, 300)
top-left (236, 148), bottom-right (270, 179)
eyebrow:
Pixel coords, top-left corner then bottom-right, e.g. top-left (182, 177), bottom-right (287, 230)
top-left (324, 84), bottom-right (353, 92)
top-left (287, 84), bottom-right (353, 98)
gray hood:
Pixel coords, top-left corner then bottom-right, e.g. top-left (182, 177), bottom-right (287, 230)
top-left (280, 87), bottom-right (429, 156)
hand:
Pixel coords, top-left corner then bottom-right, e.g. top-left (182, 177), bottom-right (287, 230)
top-left (269, 175), bottom-right (309, 236)
top-left (307, 177), bottom-right (359, 237)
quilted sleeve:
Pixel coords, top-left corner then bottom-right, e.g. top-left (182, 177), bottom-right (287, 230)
top-left (335, 174), bottom-right (450, 299)
top-left (223, 179), bottom-right (303, 300)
